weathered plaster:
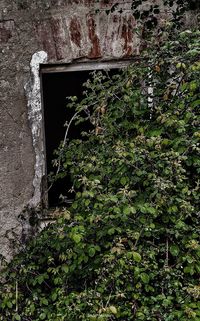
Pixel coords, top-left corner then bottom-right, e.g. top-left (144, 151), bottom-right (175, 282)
top-left (25, 51), bottom-right (48, 208)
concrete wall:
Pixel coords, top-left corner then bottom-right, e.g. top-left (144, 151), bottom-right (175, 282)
top-left (0, 0), bottom-right (143, 261)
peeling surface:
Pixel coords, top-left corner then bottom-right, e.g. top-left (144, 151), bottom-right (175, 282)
top-left (25, 51), bottom-right (48, 208)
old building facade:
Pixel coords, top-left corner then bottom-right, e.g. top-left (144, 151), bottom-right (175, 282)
top-left (0, 0), bottom-right (142, 261)
top-left (0, 0), bottom-right (197, 261)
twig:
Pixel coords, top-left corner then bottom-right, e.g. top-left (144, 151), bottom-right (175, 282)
top-left (44, 111), bottom-right (80, 195)
top-left (15, 281), bottom-right (18, 312)
top-left (165, 237), bottom-right (169, 268)
top-left (105, 291), bottom-right (112, 308)
top-left (134, 228), bottom-right (143, 249)
top-left (62, 111), bottom-right (79, 154)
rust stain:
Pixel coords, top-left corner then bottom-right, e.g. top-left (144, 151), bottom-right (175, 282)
top-left (87, 14), bottom-right (101, 58)
top-left (103, 13), bottom-right (121, 56)
top-left (69, 16), bottom-right (81, 47)
top-left (50, 16), bottom-right (69, 60)
top-left (35, 20), bottom-right (56, 60)
top-left (121, 15), bottom-right (135, 56)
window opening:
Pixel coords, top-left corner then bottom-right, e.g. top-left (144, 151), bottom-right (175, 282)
top-left (41, 61), bottom-right (132, 208)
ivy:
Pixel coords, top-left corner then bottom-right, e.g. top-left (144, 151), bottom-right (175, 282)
top-left (0, 30), bottom-right (200, 320)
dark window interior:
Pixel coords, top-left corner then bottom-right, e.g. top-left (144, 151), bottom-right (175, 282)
top-left (42, 68), bottom-right (117, 207)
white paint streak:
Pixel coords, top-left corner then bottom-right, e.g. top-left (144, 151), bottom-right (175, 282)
top-left (25, 51), bottom-right (48, 207)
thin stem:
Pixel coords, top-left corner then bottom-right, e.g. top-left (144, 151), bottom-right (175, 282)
top-left (44, 111), bottom-right (80, 195)
top-left (15, 281), bottom-right (18, 312)
top-left (165, 237), bottom-right (169, 268)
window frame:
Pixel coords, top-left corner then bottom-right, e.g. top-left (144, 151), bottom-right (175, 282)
top-left (40, 59), bottom-right (135, 209)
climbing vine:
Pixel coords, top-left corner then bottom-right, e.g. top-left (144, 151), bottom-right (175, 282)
top-left (0, 27), bottom-right (200, 321)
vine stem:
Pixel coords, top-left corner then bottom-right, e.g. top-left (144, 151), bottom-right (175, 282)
top-left (15, 281), bottom-right (18, 312)
top-left (165, 237), bottom-right (169, 268)
top-left (57, 111), bottom-right (80, 175)
top-left (44, 111), bottom-right (80, 196)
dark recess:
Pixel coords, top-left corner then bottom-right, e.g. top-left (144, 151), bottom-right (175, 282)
top-left (42, 69), bottom-right (117, 207)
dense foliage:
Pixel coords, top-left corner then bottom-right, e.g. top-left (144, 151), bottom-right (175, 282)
top-left (0, 29), bottom-right (200, 320)
top-left (102, 0), bottom-right (200, 31)
top-left (131, 0), bottom-right (200, 27)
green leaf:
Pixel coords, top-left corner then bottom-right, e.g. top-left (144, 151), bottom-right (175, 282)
top-left (72, 202), bottom-right (78, 209)
top-left (123, 206), bottom-right (131, 215)
top-left (132, 251), bottom-right (142, 263)
top-left (170, 245), bottom-right (180, 256)
top-left (140, 273), bottom-right (150, 284)
top-left (120, 177), bottom-right (127, 185)
top-left (7, 301), bottom-right (13, 308)
top-left (184, 266), bottom-right (195, 275)
top-left (51, 293), bottom-right (57, 302)
top-left (108, 228), bottom-right (115, 235)
top-left (72, 234), bottom-right (81, 243)
top-left (109, 306), bottom-right (118, 314)
top-left (130, 206), bottom-right (137, 214)
top-left (41, 298), bottom-right (48, 306)
top-left (148, 129), bottom-right (163, 137)
top-left (191, 99), bottom-right (200, 108)
top-left (39, 313), bottom-right (46, 320)
top-left (62, 264), bottom-right (69, 273)
top-left (88, 247), bottom-right (96, 257)
top-left (85, 199), bottom-right (90, 206)
top-left (37, 275), bottom-right (44, 284)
